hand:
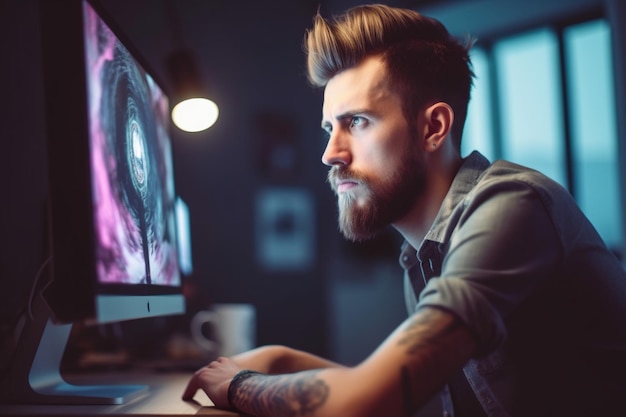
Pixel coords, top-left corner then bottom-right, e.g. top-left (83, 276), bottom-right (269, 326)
top-left (182, 356), bottom-right (242, 409)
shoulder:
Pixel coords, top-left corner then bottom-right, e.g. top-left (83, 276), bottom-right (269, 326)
top-left (480, 160), bottom-right (567, 194)
top-left (469, 159), bottom-right (577, 216)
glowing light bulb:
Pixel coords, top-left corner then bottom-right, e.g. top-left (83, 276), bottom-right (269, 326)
top-left (171, 97), bottom-right (219, 132)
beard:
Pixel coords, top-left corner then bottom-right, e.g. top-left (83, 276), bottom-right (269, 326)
top-left (327, 140), bottom-right (426, 242)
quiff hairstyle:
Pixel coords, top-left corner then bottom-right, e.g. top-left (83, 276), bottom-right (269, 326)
top-left (304, 4), bottom-right (474, 149)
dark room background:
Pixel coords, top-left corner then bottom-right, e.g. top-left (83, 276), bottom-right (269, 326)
top-left (1, 0), bottom-right (625, 377)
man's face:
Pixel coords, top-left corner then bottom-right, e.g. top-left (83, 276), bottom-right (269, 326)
top-left (321, 55), bottom-right (427, 241)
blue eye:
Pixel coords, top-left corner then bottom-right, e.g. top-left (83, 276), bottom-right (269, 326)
top-left (350, 116), bottom-right (365, 128)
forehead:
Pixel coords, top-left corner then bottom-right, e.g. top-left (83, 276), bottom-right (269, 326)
top-left (322, 55), bottom-right (399, 118)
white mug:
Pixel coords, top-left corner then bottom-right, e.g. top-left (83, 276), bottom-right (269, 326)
top-left (190, 303), bottom-right (256, 357)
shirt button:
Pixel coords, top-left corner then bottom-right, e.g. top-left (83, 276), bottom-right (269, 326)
top-left (402, 256), bottom-right (409, 262)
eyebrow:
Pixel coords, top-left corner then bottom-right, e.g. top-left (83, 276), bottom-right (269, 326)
top-left (320, 109), bottom-right (372, 131)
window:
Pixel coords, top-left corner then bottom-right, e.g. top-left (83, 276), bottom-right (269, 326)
top-left (462, 48), bottom-right (495, 161)
top-left (565, 19), bottom-right (622, 249)
top-left (495, 29), bottom-right (566, 186)
top-left (463, 18), bottom-right (622, 252)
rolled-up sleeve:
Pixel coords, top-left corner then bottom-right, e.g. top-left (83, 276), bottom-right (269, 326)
top-left (416, 180), bottom-right (563, 355)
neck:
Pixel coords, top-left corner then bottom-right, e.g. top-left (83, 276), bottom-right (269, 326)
top-left (393, 150), bottom-right (463, 249)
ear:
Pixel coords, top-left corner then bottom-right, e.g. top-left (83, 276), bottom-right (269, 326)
top-left (421, 102), bottom-right (454, 153)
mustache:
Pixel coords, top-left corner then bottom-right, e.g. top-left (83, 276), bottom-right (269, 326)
top-left (327, 166), bottom-right (368, 186)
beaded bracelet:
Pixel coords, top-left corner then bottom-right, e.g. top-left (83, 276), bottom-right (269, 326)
top-left (227, 370), bottom-right (261, 411)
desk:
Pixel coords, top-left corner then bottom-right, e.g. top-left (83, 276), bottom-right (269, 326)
top-left (0, 371), bottom-right (244, 416)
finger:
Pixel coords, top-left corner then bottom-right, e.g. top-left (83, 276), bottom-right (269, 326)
top-left (182, 372), bottom-right (202, 400)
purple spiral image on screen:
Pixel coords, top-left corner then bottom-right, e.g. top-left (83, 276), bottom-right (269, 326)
top-left (83, 2), bottom-right (180, 287)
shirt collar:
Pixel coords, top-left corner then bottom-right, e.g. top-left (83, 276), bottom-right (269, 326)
top-left (399, 151), bottom-right (491, 267)
top-left (425, 150), bottom-right (491, 244)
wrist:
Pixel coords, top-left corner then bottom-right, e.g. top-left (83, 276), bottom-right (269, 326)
top-left (227, 370), bottom-right (261, 411)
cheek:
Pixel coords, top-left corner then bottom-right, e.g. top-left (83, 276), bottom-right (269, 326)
top-left (365, 144), bottom-right (408, 181)
top-left (354, 122), bottom-right (414, 178)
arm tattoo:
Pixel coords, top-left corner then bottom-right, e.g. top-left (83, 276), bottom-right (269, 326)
top-left (397, 309), bottom-right (466, 415)
top-left (230, 369), bottom-right (329, 417)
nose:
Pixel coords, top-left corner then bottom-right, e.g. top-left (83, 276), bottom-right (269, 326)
top-left (321, 131), bottom-right (351, 167)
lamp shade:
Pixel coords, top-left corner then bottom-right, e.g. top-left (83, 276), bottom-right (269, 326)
top-left (166, 49), bottom-right (218, 132)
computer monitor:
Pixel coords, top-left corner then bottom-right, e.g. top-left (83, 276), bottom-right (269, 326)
top-left (4, 0), bottom-right (186, 405)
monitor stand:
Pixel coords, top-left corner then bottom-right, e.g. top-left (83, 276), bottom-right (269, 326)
top-left (2, 291), bottom-right (148, 405)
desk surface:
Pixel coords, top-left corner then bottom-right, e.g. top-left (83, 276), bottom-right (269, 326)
top-left (0, 371), bottom-right (243, 416)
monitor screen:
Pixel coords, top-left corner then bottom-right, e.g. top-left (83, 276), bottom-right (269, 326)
top-left (85, 1), bottom-right (179, 288)
top-left (5, 0), bottom-right (186, 405)
top-left (81, 0), bottom-right (184, 323)
top-left (41, 0), bottom-right (185, 324)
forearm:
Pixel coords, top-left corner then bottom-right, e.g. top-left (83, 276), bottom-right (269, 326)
top-left (227, 368), bottom-right (332, 417)
top-left (182, 347), bottom-right (345, 408)
top-left (228, 308), bottom-right (476, 417)
top-left (227, 362), bottom-right (404, 417)
top-left (232, 345), bottom-right (345, 374)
